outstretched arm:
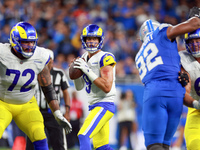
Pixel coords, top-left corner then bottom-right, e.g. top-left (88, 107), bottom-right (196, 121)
top-left (167, 17), bottom-right (200, 41)
top-left (38, 65), bottom-right (59, 111)
top-left (37, 66), bottom-right (72, 133)
top-left (179, 67), bottom-right (200, 109)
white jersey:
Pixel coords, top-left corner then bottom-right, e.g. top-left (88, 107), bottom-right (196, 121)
top-left (179, 50), bottom-right (200, 100)
top-left (0, 43), bottom-right (50, 104)
top-left (81, 51), bottom-right (117, 105)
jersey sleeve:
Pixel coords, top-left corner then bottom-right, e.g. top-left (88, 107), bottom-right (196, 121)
top-left (100, 53), bottom-right (116, 69)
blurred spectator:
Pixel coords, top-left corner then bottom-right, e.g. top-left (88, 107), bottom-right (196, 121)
top-left (0, 0), bottom-right (196, 84)
top-left (117, 90), bottom-right (137, 150)
top-left (0, 24), bottom-right (10, 43)
top-left (67, 91), bottom-right (83, 149)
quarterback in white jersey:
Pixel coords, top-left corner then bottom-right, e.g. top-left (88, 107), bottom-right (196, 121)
top-left (179, 28), bottom-right (200, 150)
top-left (70, 24), bottom-right (116, 150)
top-left (0, 22), bottom-right (71, 150)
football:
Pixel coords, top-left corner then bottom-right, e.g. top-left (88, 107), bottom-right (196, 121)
top-left (69, 59), bottom-right (84, 80)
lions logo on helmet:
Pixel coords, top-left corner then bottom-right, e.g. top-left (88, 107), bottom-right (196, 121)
top-left (139, 19), bottom-right (160, 42)
top-left (81, 24), bottom-right (104, 53)
top-left (9, 22), bottom-right (38, 59)
top-left (184, 28), bottom-right (200, 58)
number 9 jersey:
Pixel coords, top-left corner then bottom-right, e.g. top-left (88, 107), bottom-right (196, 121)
top-left (81, 51), bottom-right (116, 105)
top-left (0, 43), bottom-right (50, 104)
top-left (135, 24), bottom-right (181, 85)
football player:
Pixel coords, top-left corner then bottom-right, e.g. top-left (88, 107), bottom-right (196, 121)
top-left (70, 24), bottom-right (116, 150)
top-left (0, 22), bottom-right (71, 150)
top-left (135, 17), bottom-right (200, 150)
top-left (179, 28), bottom-right (200, 150)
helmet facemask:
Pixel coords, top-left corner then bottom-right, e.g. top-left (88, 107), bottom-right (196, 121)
top-left (185, 28), bottom-right (200, 58)
top-left (81, 24), bottom-right (104, 53)
top-left (9, 22), bottom-right (38, 59)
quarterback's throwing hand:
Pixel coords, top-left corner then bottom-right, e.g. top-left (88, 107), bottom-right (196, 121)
top-left (74, 58), bottom-right (98, 82)
top-left (53, 110), bottom-right (72, 134)
top-left (74, 58), bottom-right (90, 74)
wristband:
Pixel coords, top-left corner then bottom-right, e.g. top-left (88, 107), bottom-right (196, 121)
top-left (193, 100), bottom-right (200, 109)
top-left (65, 105), bottom-right (70, 109)
top-left (53, 110), bottom-right (62, 117)
top-left (86, 70), bottom-right (98, 82)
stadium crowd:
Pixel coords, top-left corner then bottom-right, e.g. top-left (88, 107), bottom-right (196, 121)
top-left (0, 0), bottom-right (198, 83)
top-left (0, 0), bottom-right (199, 150)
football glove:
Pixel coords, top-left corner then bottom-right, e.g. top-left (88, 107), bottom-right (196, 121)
top-left (188, 7), bottom-right (200, 18)
top-left (193, 100), bottom-right (200, 109)
top-left (178, 71), bottom-right (189, 87)
top-left (74, 58), bottom-right (98, 82)
top-left (53, 110), bottom-right (72, 134)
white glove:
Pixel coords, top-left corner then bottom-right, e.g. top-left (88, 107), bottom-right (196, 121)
top-left (193, 100), bottom-right (200, 109)
top-left (74, 58), bottom-right (98, 82)
top-left (53, 110), bottom-right (72, 134)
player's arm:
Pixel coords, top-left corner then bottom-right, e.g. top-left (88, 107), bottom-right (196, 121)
top-left (73, 77), bottom-right (85, 91)
top-left (63, 88), bottom-right (70, 121)
top-left (180, 67), bottom-right (200, 109)
top-left (74, 54), bottom-right (116, 93)
top-left (93, 65), bottom-right (113, 93)
top-left (180, 67), bottom-right (193, 107)
top-left (37, 65), bottom-right (59, 111)
top-left (38, 66), bottom-right (72, 133)
top-left (167, 17), bottom-right (200, 41)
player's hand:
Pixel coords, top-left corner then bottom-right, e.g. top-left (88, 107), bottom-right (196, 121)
top-left (73, 58), bottom-right (90, 74)
top-left (74, 58), bottom-right (98, 82)
top-left (53, 110), bottom-right (72, 134)
top-left (178, 71), bottom-right (189, 87)
top-left (193, 100), bottom-right (200, 109)
top-left (188, 7), bottom-right (200, 18)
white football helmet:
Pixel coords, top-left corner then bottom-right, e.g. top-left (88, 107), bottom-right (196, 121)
top-left (139, 19), bottom-right (160, 42)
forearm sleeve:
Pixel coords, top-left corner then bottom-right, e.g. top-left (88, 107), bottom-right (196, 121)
top-left (73, 77), bottom-right (85, 91)
top-left (41, 83), bottom-right (57, 103)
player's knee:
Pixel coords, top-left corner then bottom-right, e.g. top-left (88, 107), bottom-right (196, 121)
top-left (30, 127), bottom-right (46, 142)
top-left (187, 139), bottom-right (200, 150)
top-left (147, 143), bottom-right (165, 150)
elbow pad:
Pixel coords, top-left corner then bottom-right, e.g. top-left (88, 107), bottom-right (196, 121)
top-left (41, 83), bottom-right (57, 103)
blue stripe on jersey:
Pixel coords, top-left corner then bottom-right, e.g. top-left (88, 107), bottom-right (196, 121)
top-left (146, 20), bottom-right (154, 32)
top-left (85, 108), bottom-right (107, 136)
top-left (89, 102), bottom-right (115, 113)
top-left (100, 53), bottom-right (116, 68)
top-left (100, 53), bottom-right (108, 68)
top-left (45, 55), bottom-right (50, 65)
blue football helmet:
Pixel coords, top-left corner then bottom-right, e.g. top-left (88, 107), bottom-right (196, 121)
top-left (9, 22), bottom-right (38, 59)
top-left (139, 19), bottom-right (160, 42)
top-left (81, 24), bottom-right (104, 53)
top-left (185, 28), bottom-right (200, 58)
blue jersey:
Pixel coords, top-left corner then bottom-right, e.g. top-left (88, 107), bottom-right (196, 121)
top-left (135, 24), bottom-right (181, 84)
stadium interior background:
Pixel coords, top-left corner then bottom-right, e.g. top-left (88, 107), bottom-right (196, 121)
top-left (0, 0), bottom-right (198, 149)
